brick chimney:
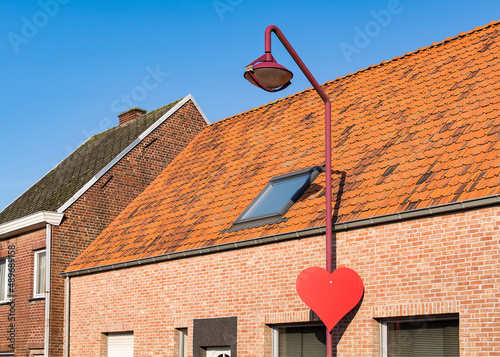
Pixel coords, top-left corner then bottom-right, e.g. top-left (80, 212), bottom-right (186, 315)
top-left (118, 107), bottom-right (147, 125)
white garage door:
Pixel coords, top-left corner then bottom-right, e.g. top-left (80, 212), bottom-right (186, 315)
top-left (108, 332), bottom-right (134, 357)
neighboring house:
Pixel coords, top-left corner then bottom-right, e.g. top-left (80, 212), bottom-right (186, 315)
top-left (0, 94), bottom-right (209, 357)
top-left (65, 21), bottom-right (499, 357)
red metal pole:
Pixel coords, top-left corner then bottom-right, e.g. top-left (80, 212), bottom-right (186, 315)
top-left (325, 100), bottom-right (333, 357)
top-left (264, 25), bottom-right (333, 357)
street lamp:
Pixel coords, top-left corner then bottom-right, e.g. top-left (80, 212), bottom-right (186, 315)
top-left (244, 25), bottom-right (334, 356)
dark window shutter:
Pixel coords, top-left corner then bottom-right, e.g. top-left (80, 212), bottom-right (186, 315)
top-left (279, 326), bottom-right (325, 357)
top-left (387, 319), bottom-right (459, 357)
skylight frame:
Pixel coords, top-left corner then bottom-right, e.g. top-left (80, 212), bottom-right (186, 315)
top-left (233, 166), bottom-right (322, 228)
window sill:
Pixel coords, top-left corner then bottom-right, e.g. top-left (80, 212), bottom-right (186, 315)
top-left (28, 296), bottom-right (45, 302)
top-left (0, 300), bottom-right (12, 306)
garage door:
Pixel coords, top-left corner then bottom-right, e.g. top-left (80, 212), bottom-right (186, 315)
top-left (108, 332), bottom-right (134, 357)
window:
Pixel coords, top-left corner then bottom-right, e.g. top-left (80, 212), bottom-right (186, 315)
top-left (272, 325), bottom-right (326, 357)
top-left (33, 250), bottom-right (46, 298)
top-left (380, 315), bottom-right (459, 357)
top-left (178, 328), bottom-right (188, 357)
top-left (0, 258), bottom-right (11, 303)
top-left (233, 167), bottom-right (322, 228)
top-left (107, 332), bottom-right (134, 357)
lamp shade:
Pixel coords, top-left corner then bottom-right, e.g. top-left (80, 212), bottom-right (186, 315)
top-left (244, 60), bottom-right (293, 90)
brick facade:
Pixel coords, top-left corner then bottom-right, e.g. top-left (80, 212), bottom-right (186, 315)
top-left (67, 206), bottom-right (500, 356)
top-left (0, 229), bottom-right (46, 356)
top-left (0, 99), bottom-right (207, 356)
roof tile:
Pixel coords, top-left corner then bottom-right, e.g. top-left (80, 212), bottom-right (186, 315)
top-left (0, 100), bottom-right (182, 223)
top-left (68, 20), bottom-right (500, 272)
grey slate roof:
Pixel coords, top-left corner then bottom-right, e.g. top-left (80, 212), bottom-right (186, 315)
top-left (0, 99), bottom-right (181, 224)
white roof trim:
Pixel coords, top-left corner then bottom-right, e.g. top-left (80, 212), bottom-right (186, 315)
top-left (187, 93), bottom-right (210, 124)
top-left (0, 211), bottom-right (64, 239)
top-left (57, 94), bottom-right (208, 213)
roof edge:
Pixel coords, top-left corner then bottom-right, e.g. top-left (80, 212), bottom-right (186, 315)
top-left (57, 94), bottom-right (205, 213)
top-left (62, 193), bottom-right (500, 277)
top-left (186, 93), bottom-right (211, 125)
top-left (0, 211), bottom-right (64, 239)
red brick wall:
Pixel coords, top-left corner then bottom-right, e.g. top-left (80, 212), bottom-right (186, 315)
top-left (50, 99), bottom-right (207, 356)
top-left (0, 229), bottom-right (46, 356)
top-left (68, 206), bottom-right (499, 356)
top-left (0, 99), bottom-right (207, 357)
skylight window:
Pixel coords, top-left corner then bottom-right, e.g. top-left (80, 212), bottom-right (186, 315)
top-left (233, 166), bottom-right (322, 228)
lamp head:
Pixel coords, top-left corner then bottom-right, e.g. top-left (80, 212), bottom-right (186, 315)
top-left (244, 53), bottom-right (293, 92)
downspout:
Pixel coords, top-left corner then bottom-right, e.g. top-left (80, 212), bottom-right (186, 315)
top-left (64, 276), bottom-right (70, 357)
top-left (44, 224), bottom-right (52, 357)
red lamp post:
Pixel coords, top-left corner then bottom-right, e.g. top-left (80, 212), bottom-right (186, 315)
top-left (244, 25), bottom-right (334, 356)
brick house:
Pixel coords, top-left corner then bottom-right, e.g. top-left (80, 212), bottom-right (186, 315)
top-left (0, 94), bottom-right (209, 357)
top-left (64, 21), bottom-right (499, 356)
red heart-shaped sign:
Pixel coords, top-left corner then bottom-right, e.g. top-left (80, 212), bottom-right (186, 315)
top-left (296, 266), bottom-right (364, 331)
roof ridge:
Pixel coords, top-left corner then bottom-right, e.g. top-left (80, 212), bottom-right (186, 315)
top-left (118, 100), bottom-right (182, 128)
top-left (216, 19), bottom-right (500, 126)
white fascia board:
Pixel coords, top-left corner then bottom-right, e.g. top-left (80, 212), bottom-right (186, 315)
top-left (0, 211), bottom-right (64, 239)
top-left (57, 94), bottom-right (208, 213)
top-left (187, 93), bottom-right (211, 124)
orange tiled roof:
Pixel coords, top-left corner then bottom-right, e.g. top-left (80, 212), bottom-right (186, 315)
top-left (68, 21), bottom-right (500, 272)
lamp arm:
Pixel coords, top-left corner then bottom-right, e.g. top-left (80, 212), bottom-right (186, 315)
top-left (265, 25), bottom-right (331, 105)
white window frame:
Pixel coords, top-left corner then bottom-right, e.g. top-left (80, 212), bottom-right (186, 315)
top-left (0, 257), bottom-right (11, 303)
top-left (33, 249), bottom-right (46, 298)
top-left (271, 326), bottom-right (279, 357)
top-left (380, 321), bottom-right (388, 357)
top-left (178, 328), bottom-right (188, 357)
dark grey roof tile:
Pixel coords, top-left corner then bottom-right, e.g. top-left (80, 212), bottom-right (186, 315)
top-left (0, 99), bottom-right (181, 224)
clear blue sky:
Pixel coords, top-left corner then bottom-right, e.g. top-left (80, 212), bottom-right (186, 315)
top-left (0, 0), bottom-right (499, 211)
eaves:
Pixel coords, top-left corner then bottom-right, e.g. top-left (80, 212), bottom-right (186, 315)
top-left (61, 193), bottom-right (500, 278)
top-left (0, 211), bottom-right (64, 239)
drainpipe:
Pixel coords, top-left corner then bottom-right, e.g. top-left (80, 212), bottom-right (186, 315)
top-left (44, 224), bottom-right (52, 357)
top-left (64, 276), bottom-right (70, 357)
